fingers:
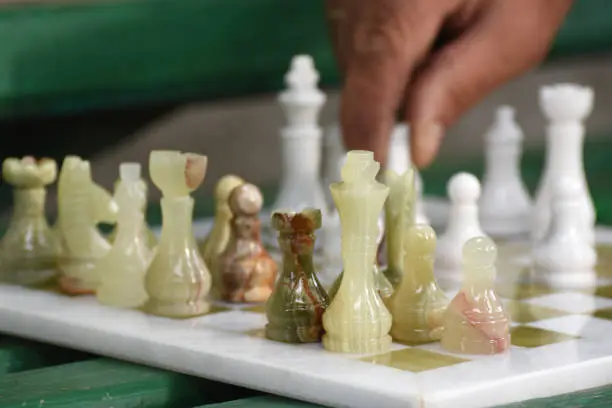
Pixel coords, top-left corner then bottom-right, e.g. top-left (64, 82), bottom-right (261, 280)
top-left (339, 0), bottom-right (447, 165)
top-left (405, 0), bottom-right (574, 168)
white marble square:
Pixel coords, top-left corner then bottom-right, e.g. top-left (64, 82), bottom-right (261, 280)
top-left (525, 292), bottom-right (612, 314)
top-left (527, 314), bottom-right (612, 340)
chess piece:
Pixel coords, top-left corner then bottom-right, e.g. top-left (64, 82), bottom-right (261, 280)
top-left (480, 106), bottom-right (532, 237)
top-left (200, 174), bottom-right (245, 296)
top-left (382, 169), bottom-right (416, 287)
top-left (532, 178), bottom-right (597, 289)
top-left (388, 124), bottom-right (428, 224)
top-left (328, 214), bottom-right (393, 302)
top-left (322, 124), bottom-right (344, 211)
top-left (266, 209), bottom-right (329, 343)
top-left (108, 163), bottom-right (157, 249)
top-left (219, 183), bottom-right (277, 303)
top-left (96, 163), bottom-right (151, 308)
top-left (389, 224), bottom-right (448, 344)
top-left (57, 156), bottom-right (118, 294)
top-left (322, 150), bottom-right (392, 354)
top-left (436, 172), bottom-right (487, 280)
top-left (144, 150), bottom-right (211, 317)
top-left (532, 84), bottom-right (595, 244)
top-left (319, 208), bottom-right (342, 287)
top-left (441, 236), bottom-right (510, 355)
top-left (320, 124), bottom-right (345, 272)
top-left (0, 157), bottom-right (58, 285)
top-left (272, 55), bottom-right (327, 214)
top-left (414, 172), bottom-right (428, 225)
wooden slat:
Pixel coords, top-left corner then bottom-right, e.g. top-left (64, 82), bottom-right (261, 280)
top-left (199, 396), bottom-right (324, 408)
top-left (0, 336), bottom-right (90, 374)
top-left (0, 358), bottom-right (257, 408)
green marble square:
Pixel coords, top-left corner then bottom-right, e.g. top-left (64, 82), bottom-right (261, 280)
top-left (242, 304), bottom-right (267, 313)
top-left (510, 326), bottom-right (577, 348)
top-left (207, 304), bottom-right (232, 314)
top-left (505, 301), bottom-right (568, 324)
top-left (496, 283), bottom-right (555, 300)
top-left (594, 308), bottom-right (612, 320)
top-left (595, 285), bottom-right (612, 299)
top-left (360, 347), bottom-right (468, 373)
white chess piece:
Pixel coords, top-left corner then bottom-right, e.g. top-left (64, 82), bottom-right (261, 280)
top-left (480, 106), bottom-right (532, 237)
top-left (436, 172), bottom-right (487, 279)
top-left (388, 124), bottom-right (428, 224)
top-left (272, 55), bottom-right (327, 214)
top-left (532, 177), bottom-right (597, 289)
top-left (532, 84), bottom-right (595, 244)
top-left (322, 123), bottom-right (345, 210)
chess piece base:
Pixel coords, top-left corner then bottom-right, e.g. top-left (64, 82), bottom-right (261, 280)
top-left (391, 326), bottom-right (444, 345)
top-left (531, 266), bottom-right (597, 290)
top-left (265, 323), bottom-right (323, 344)
top-left (58, 259), bottom-right (98, 295)
top-left (97, 285), bottom-right (148, 309)
top-left (441, 334), bottom-right (511, 355)
top-left (481, 215), bottom-right (530, 238)
top-left (144, 298), bottom-right (211, 318)
top-left (322, 333), bottom-right (392, 354)
top-left (1, 264), bottom-right (56, 286)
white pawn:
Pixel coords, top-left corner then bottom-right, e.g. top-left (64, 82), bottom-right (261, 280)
top-left (436, 173), bottom-right (487, 280)
top-left (272, 55), bottom-right (327, 214)
top-left (532, 178), bottom-right (597, 289)
top-left (480, 106), bottom-right (532, 237)
top-left (532, 84), bottom-right (595, 244)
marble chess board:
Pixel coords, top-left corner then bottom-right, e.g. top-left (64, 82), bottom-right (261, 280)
top-left (1, 198), bottom-right (612, 408)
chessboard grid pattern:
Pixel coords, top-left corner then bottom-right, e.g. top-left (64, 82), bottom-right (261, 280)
top-left (131, 243), bottom-right (612, 376)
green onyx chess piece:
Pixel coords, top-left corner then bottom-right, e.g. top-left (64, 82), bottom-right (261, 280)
top-left (0, 157), bottom-right (59, 285)
top-left (107, 163), bottom-right (157, 250)
top-left (265, 209), bottom-right (330, 343)
top-left (327, 263), bottom-right (393, 302)
top-left (389, 224), bottom-right (449, 344)
top-left (382, 169), bottom-right (416, 287)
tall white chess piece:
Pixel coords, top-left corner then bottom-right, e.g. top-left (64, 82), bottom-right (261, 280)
top-left (272, 55), bottom-right (327, 214)
top-left (532, 84), bottom-right (595, 244)
top-left (480, 106), bottom-right (532, 237)
top-left (532, 178), bottom-right (597, 289)
top-left (436, 172), bottom-right (487, 281)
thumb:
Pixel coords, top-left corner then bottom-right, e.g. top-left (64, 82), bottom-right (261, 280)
top-left (405, 0), bottom-right (573, 168)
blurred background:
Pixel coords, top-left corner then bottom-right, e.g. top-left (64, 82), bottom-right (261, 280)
top-left (1, 0), bottom-right (612, 224)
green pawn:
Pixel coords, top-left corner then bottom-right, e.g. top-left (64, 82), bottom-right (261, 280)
top-left (265, 209), bottom-right (330, 343)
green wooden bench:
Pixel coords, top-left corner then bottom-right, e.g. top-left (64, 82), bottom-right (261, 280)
top-left (0, 0), bottom-right (611, 118)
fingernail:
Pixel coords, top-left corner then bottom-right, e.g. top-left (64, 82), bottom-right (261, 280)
top-left (412, 121), bottom-right (444, 168)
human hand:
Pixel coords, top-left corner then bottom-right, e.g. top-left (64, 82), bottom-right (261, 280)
top-left (326, 0), bottom-right (574, 168)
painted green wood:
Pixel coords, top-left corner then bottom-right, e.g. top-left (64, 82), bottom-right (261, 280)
top-left (497, 385), bottom-right (612, 407)
top-left (0, 358), bottom-right (257, 408)
top-left (197, 395), bottom-right (324, 408)
top-left (193, 384), bottom-right (612, 408)
top-left (0, 0), bottom-right (609, 117)
top-left (0, 336), bottom-right (90, 375)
